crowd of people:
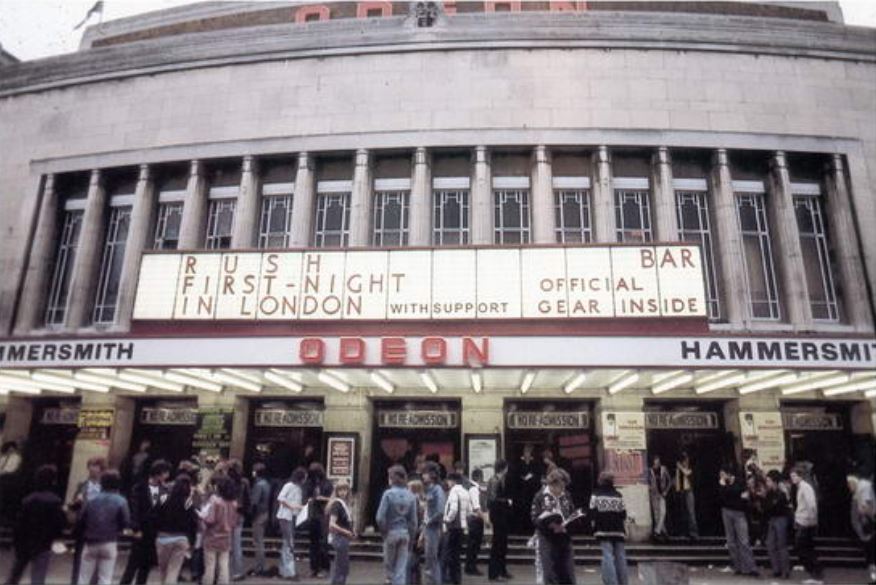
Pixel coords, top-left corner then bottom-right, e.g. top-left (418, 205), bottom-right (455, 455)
top-left (2, 443), bottom-right (875, 585)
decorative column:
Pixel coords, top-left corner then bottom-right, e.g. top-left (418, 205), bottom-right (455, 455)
top-left (66, 169), bottom-right (106, 329)
top-left (531, 145), bottom-right (554, 244)
top-left (768, 151), bottom-right (812, 329)
top-left (591, 146), bottom-right (615, 242)
top-left (349, 149), bottom-right (373, 247)
top-left (115, 165), bottom-right (156, 330)
top-left (231, 156), bottom-right (260, 249)
top-left (710, 149), bottom-right (749, 326)
top-left (178, 160), bottom-right (207, 249)
top-left (651, 147), bottom-right (678, 242)
top-left (15, 175), bottom-right (58, 332)
top-left (290, 152), bottom-right (315, 247)
top-left (408, 147), bottom-right (432, 246)
top-left (470, 146), bottom-right (492, 245)
top-left (825, 155), bottom-right (874, 331)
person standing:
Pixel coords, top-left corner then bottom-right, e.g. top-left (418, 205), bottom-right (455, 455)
top-left (327, 480), bottom-right (356, 585)
top-left (154, 473), bottom-right (198, 584)
top-left (422, 462), bottom-right (446, 585)
top-left (77, 470), bottom-right (131, 585)
top-left (249, 463), bottom-right (272, 577)
top-left (70, 456), bottom-right (107, 584)
top-left (200, 476), bottom-right (239, 585)
top-left (226, 459), bottom-right (250, 581)
top-left (6, 465), bottom-right (67, 585)
top-left (464, 468), bottom-right (487, 577)
top-left (648, 456), bottom-right (671, 541)
top-left (590, 471), bottom-right (628, 585)
top-left (531, 470), bottom-right (576, 585)
top-left (121, 459), bottom-right (171, 585)
top-left (377, 465), bottom-right (418, 585)
top-left (487, 459), bottom-right (513, 582)
top-left (408, 479), bottom-right (427, 585)
top-left (763, 470), bottom-right (791, 579)
top-left (276, 467), bottom-right (306, 581)
top-left (791, 466), bottom-right (824, 584)
top-left (304, 462), bottom-right (334, 578)
top-left (718, 465), bottom-right (759, 577)
top-left (442, 472), bottom-right (472, 585)
top-left (0, 441), bottom-right (23, 527)
top-left (847, 473), bottom-right (876, 584)
top-left (675, 452), bottom-right (699, 540)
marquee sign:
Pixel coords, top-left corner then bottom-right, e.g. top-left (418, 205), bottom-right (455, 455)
top-left (39, 407), bottom-right (80, 425)
top-left (377, 410), bottom-right (458, 428)
top-left (140, 407), bottom-right (197, 425)
top-left (506, 411), bottom-right (590, 429)
top-left (254, 409), bottom-right (325, 427)
top-left (782, 412), bottom-right (843, 431)
top-left (132, 245), bottom-right (707, 321)
top-left (644, 412), bottom-right (719, 430)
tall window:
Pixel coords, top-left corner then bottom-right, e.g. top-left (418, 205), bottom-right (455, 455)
top-left (314, 192), bottom-right (350, 247)
top-left (372, 191), bottom-right (409, 246)
top-left (205, 199), bottom-right (235, 250)
top-left (259, 193), bottom-right (294, 249)
top-left (433, 189), bottom-right (469, 245)
top-left (736, 192), bottom-right (781, 320)
top-left (554, 189), bottom-right (592, 243)
top-left (45, 209), bottom-right (84, 326)
top-left (153, 202), bottom-right (183, 249)
top-left (494, 189), bottom-right (530, 244)
top-left (615, 188), bottom-right (652, 242)
top-left (794, 188), bottom-right (840, 321)
top-left (675, 188), bottom-right (720, 320)
top-left (93, 205), bottom-right (132, 324)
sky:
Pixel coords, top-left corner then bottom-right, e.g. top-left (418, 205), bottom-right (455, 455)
top-left (1, 0), bottom-right (875, 62)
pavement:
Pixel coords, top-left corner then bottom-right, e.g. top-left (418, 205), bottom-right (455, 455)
top-left (0, 549), bottom-right (873, 584)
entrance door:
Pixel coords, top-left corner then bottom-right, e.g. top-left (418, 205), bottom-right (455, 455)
top-left (127, 399), bottom-right (198, 486)
top-left (504, 400), bottom-right (595, 534)
top-left (244, 399), bottom-right (325, 481)
top-left (22, 399), bottom-right (81, 497)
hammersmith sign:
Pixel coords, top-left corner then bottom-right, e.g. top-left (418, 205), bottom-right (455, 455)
top-left (132, 245), bottom-right (707, 321)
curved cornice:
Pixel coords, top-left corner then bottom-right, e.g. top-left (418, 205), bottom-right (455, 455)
top-left (2, 11), bottom-right (875, 97)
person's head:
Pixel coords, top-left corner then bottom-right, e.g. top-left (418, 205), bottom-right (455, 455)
top-left (471, 468), bottom-right (484, 483)
top-left (33, 464), bottom-right (57, 491)
top-left (304, 444), bottom-right (315, 456)
top-left (408, 479), bottom-right (424, 497)
top-left (847, 473), bottom-right (861, 493)
top-left (169, 472), bottom-right (192, 500)
top-left (790, 467), bottom-right (804, 485)
top-left (447, 472), bottom-right (463, 487)
top-left (216, 476), bottom-right (238, 501)
top-left (100, 469), bottom-right (122, 493)
top-left (495, 459), bottom-right (508, 476)
top-left (766, 470), bottom-right (782, 491)
top-left (680, 451), bottom-right (690, 464)
top-left (87, 456), bottom-right (107, 480)
top-left (388, 464), bottom-right (407, 487)
top-left (597, 471), bottom-right (615, 489)
top-left (414, 453), bottom-right (426, 471)
top-left (252, 463), bottom-right (267, 480)
top-left (542, 448), bottom-right (554, 461)
top-left (290, 466), bottom-right (307, 485)
top-left (523, 443), bottom-right (534, 455)
top-left (453, 461), bottom-right (465, 474)
top-left (422, 462), bottom-right (439, 485)
top-left (308, 462), bottom-right (326, 481)
top-left (228, 459), bottom-right (243, 479)
top-left (1, 441), bottom-right (19, 454)
top-left (546, 469), bottom-right (567, 494)
top-left (138, 439), bottom-right (151, 453)
top-left (149, 459), bottom-right (172, 484)
top-left (333, 479), bottom-right (351, 501)
top-left (652, 455), bottom-right (661, 468)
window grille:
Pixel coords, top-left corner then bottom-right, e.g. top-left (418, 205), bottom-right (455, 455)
top-left (259, 195), bottom-right (294, 249)
top-left (675, 190), bottom-right (721, 320)
top-left (153, 202), bottom-right (183, 250)
top-left (44, 210), bottom-right (84, 326)
top-left (313, 193), bottom-right (350, 248)
top-left (205, 199), bottom-right (236, 250)
top-left (615, 189), bottom-right (653, 243)
top-left (433, 189), bottom-right (469, 245)
top-left (794, 194), bottom-right (840, 321)
top-left (554, 189), bottom-right (592, 243)
top-left (493, 189), bottom-right (531, 244)
top-left (736, 193), bottom-right (781, 320)
top-left (372, 191), bottom-right (409, 247)
top-left (93, 206), bottom-right (132, 324)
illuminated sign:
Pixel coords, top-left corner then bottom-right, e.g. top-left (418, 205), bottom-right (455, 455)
top-left (132, 245), bottom-right (707, 321)
top-left (506, 411), bottom-right (590, 429)
top-left (644, 412), bottom-right (719, 430)
top-left (253, 409), bottom-right (325, 427)
top-left (377, 410), bottom-right (458, 428)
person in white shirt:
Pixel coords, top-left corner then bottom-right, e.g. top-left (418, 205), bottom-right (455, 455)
top-left (791, 467), bottom-right (824, 584)
top-left (276, 467), bottom-right (306, 581)
top-left (847, 473), bottom-right (876, 584)
top-left (442, 472), bottom-right (472, 585)
top-left (465, 469), bottom-right (487, 576)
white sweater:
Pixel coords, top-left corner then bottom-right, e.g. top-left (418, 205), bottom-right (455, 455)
top-left (795, 480), bottom-right (818, 528)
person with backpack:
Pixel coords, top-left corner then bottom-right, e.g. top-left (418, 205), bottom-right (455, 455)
top-left (77, 470), bottom-right (131, 585)
top-left (590, 471), bottom-right (628, 585)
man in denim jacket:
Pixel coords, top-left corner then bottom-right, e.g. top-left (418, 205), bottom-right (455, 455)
top-left (377, 465), bottom-right (418, 585)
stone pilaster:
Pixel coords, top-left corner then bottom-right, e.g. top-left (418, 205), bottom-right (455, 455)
top-left (15, 175), bottom-right (58, 332)
top-left (651, 147), bottom-right (678, 242)
top-left (825, 155), bottom-right (874, 331)
top-left (178, 160), bottom-right (207, 249)
top-left (591, 146), bottom-right (615, 242)
top-left (710, 149), bottom-right (750, 327)
top-left (65, 392), bottom-right (117, 503)
top-left (323, 392), bottom-right (373, 529)
top-left (470, 146), bottom-right (492, 245)
top-left (531, 145), bottom-right (554, 244)
top-left (349, 149), bottom-right (373, 247)
top-left (290, 152), bottom-right (315, 247)
top-left (231, 156), bottom-right (260, 249)
top-left (768, 151), bottom-right (812, 329)
top-left (229, 396), bottom-right (250, 461)
top-left (66, 170), bottom-right (106, 329)
top-left (409, 147), bottom-right (432, 246)
top-left (116, 165), bottom-right (156, 329)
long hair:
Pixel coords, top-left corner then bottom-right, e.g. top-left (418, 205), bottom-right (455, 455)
top-left (325, 479), bottom-right (351, 520)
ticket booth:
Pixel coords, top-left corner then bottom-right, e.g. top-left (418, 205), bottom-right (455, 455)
top-left (128, 398), bottom-right (200, 479)
top-left (643, 402), bottom-right (735, 537)
top-left (244, 398), bottom-right (325, 481)
top-left (21, 398), bottom-right (81, 497)
top-left (504, 400), bottom-right (595, 533)
top-left (367, 400), bottom-right (462, 522)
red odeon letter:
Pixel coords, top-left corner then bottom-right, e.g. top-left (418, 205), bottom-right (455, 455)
top-left (462, 337), bottom-right (489, 366)
top-left (340, 337), bottom-right (366, 364)
top-left (381, 337), bottom-right (407, 365)
top-left (421, 337), bottom-right (447, 365)
top-left (300, 338), bottom-right (325, 364)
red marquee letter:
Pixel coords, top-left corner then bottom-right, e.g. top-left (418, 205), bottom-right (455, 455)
top-left (300, 338), bottom-right (325, 364)
top-left (463, 337), bottom-right (489, 366)
top-left (381, 337), bottom-right (407, 365)
top-left (340, 337), bottom-right (366, 364)
top-left (421, 337), bottom-right (447, 365)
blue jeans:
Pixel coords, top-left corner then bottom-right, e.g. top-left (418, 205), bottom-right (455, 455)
top-left (331, 535), bottom-right (350, 585)
top-left (384, 529), bottom-right (411, 585)
top-left (599, 540), bottom-right (628, 585)
top-left (231, 523), bottom-right (244, 577)
top-left (721, 508), bottom-right (757, 574)
top-left (766, 516), bottom-right (790, 577)
top-left (279, 519), bottom-right (297, 578)
top-left (424, 525), bottom-right (442, 585)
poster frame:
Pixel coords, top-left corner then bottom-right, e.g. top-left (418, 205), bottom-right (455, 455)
top-left (464, 433), bottom-right (502, 483)
top-left (324, 432), bottom-right (359, 492)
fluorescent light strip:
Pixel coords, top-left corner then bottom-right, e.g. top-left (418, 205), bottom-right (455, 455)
top-left (264, 371), bottom-right (303, 393)
top-left (119, 369), bottom-right (184, 392)
top-left (164, 371), bottom-right (223, 393)
top-left (563, 372), bottom-right (588, 394)
top-left (865, 389), bottom-right (876, 398)
top-left (471, 371), bottom-right (483, 393)
top-left (520, 371), bottom-right (536, 394)
top-left (220, 368), bottom-right (262, 384)
top-left (823, 378), bottom-right (876, 397)
top-left (73, 371), bottom-right (147, 393)
top-left (609, 372), bottom-right (639, 395)
top-left (738, 372), bottom-right (798, 395)
top-left (211, 371), bottom-right (261, 393)
top-left (695, 369), bottom-right (740, 385)
top-left (32, 372), bottom-right (101, 393)
top-left (0, 378), bottom-right (42, 394)
top-left (0, 373), bottom-right (67, 393)
top-left (370, 371), bottom-right (395, 394)
top-left (269, 368), bottom-right (304, 383)
top-left (420, 371), bottom-right (438, 393)
top-left (318, 371), bottom-right (350, 393)
top-left (652, 373), bottom-right (694, 395)
top-left (651, 370), bottom-right (685, 385)
top-left (695, 372), bottom-right (746, 395)
top-left (781, 372), bottom-right (848, 396)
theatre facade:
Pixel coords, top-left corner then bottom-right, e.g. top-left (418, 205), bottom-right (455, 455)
top-left (0, 1), bottom-right (875, 539)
